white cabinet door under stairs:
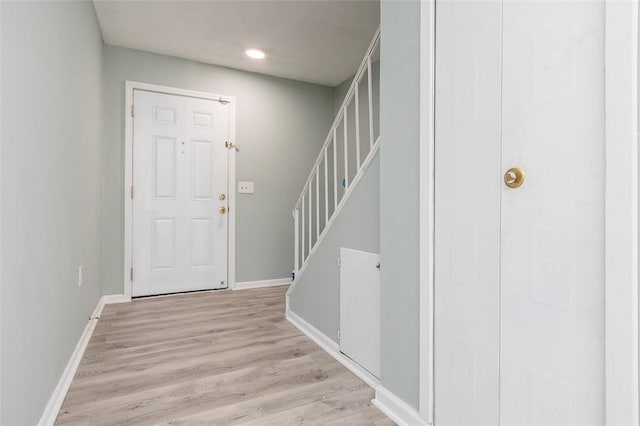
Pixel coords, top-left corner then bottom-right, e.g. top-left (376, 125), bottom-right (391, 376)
top-left (339, 248), bottom-right (381, 378)
top-left (132, 90), bottom-right (230, 297)
top-left (434, 1), bottom-right (605, 424)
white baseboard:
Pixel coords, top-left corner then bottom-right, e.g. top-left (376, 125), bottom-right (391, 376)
top-left (38, 299), bottom-right (100, 425)
top-left (38, 294), bottom-right (128, 425)
top-left (90, 296), bottom-right (106, 320)
top-left (233, 277), bottom-right (291, 291)
top-left (286, 309), bottom-right (380, 390)
top-left (372, 385), bottom-right (428, 426)
top-left (102, 294), bottom-right (130, 305)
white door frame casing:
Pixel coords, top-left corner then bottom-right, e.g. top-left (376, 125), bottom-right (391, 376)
top-left (419, 0), bottom-right (639, 424)
top-left (123, 81), bottom-right (237, 300)
top-left (604, 0), bottom-right (639, 423)
top-left (419, 0), bottom-right (435, 422)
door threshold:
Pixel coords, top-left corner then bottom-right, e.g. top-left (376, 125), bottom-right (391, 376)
top-left (133, 287), bottom-right (229, 300)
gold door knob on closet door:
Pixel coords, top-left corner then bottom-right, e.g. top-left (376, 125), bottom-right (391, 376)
top-left (504, 167), bottom-right (525, 188)
top-left (219, 206), bottom-right (227, 214)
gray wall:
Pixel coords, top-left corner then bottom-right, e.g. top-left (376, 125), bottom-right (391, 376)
top-left (289, 152), bottom-right (380, 341)
top-left (1, 1), bottom-right (103, 424)
top-left (101, 46), bottom-right (335, 294)
top-left (379, 0), bottom-right (421, 409)
top-left (334, 77), bottom-right (352, 116)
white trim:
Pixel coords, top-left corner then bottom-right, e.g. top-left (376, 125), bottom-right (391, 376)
top-left (604, 1), bottom-right (639, 424)
top-left (227, 102), bottom-right (237, 291)
top-left (287, 140), bottom-right (380, 297)
top-left (90, 297), bottom-right (106, 319)
top-left (124, 82), bottom-right (133, 301)
top-left (372, 385), bottom-right (428, 426)
top-left (286, 309), bottom-right (380, 390)
top-left (102, 294), bottom-right (130, 305)
top-left (0, 1), bottom-right (4, 420)
top-left (38, 296), bottom-right (106, 426)
top-left (233, 277), bottom-right (291, 291)
top-left (419, 0), bottom-right (435, 423)
top-left (123, 81), bottom-right (237, 299)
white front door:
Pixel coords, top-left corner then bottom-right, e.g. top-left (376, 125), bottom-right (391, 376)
top-left (132, 90), bottom-right (230, 297)
top-left (434, 1), bottom-right (605, 424)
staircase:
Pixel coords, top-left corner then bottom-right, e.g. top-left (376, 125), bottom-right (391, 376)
top-left (288, 28), bottom-right (380, 294)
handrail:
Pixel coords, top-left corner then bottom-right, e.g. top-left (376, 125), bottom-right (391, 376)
top-left (293, 27), bottom-right (380, 210)
top-left (292, 27), bottom-right (380, 276)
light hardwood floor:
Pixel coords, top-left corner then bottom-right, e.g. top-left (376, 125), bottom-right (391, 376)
top-left (56, 285), bottom-right (393, 425)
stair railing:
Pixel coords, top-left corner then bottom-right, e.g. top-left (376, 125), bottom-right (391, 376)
top-left (292, 27), bottom-right (380, 279)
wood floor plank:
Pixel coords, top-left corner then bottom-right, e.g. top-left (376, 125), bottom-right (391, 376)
top-left (56, 286), bottom-right (392, 425)
top-left (164, 374), bottom-right (369, 424)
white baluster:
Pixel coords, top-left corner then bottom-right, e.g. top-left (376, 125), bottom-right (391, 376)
top-left (308, 186), bottom-right (312, 253)
top-left (368, 56), bottom-right (374, 149)
top-left (324, 147), bottom-right (329, 227)
top-left (333, 128), bottom-right (338, 209)
top-left (293, 208), bottom-right (299, 273)
top-left (343, 109), bottom-right (349, 190)
top-left (355, 84), bottom-right (361, 171)
top-left (315, 164), bottom-right (320, 240)
top-left (301, 193), bottom-right (305, 262)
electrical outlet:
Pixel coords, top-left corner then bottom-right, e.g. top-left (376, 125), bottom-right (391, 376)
top-left (78, 265), bottom-right (83, 287)
top-left (238, 181), bottom-right (254, 194)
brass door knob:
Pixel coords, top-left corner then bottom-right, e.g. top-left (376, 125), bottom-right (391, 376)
top-left (219, 206), bottom-right (227, 214)
top-left (504, 167), bottom-right (525, 188)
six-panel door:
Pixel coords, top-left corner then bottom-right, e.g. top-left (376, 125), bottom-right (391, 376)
top-left (132, 90), bottom-right (230, 297)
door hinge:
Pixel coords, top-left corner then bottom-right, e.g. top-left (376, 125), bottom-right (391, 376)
top-left (225, 141), bottom-right (239, 149)
top-left (131, 104), bottom-right (135, 118)
top-left (337, 330), bottom-right (341, 341)
top-left (130, 186), bottom-right (134, 199)
top-left (337, 257), bottom-right (341, 267)
top-left (130, 268), bottom-right (133, 281)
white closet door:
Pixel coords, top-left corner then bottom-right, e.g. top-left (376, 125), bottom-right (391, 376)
top-left (499, 1), bottom-right (605, 424)
top-left (434, 0), bottom-right (606, 424)
top-left (434, 1), bottom-right (502, 424)
top-left (132, 90), bottom-right (230, 297)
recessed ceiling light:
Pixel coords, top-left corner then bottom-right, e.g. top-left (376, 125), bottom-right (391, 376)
top-left (246, 49), bottom-right (266, 60)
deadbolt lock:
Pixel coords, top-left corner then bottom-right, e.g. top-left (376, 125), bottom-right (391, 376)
top-left (219, 206), bottom-right (227, 214)
top-left (504, 167), bottom-right (525, 189)
top-left (219, 194), bottom-right (226, 201)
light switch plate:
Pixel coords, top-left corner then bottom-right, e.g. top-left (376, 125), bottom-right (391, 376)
top-left (238, 181), bottom-right (255, 194)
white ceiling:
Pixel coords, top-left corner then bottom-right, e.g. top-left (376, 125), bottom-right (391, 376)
top-left (93, 0), bottom-right (380, 87)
